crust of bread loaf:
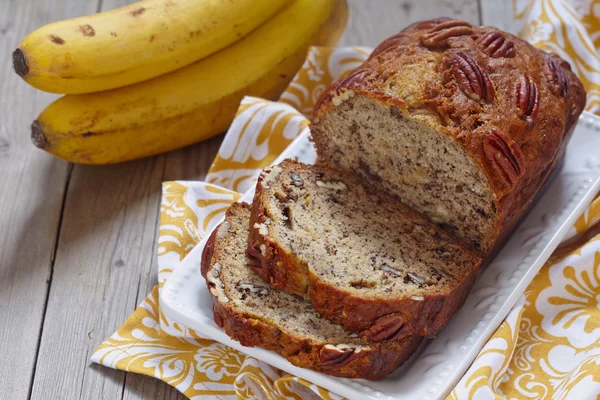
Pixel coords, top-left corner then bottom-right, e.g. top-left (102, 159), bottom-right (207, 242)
top-left (248, 162), bottom-right (481, 337)
top-left (209, 296), bottom-right (422, 380)
top-left (310, 19), bottom-right (587, 255)
top-left (201, 206), bottom-right (423, 380)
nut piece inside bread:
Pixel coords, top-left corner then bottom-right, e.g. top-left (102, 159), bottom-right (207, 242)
top-left (201, 202), bottom-right (422, 380)
top-left (248, 160), bottom-right (482, 339)
top-left (313, 95), bottom-right (496, 254)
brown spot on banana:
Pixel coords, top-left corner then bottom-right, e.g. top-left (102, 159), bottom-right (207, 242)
top-left (49, 35), bottom-right (65, 44)
top-left (129, 7), bottom-right (145, 17)
top-left (31, 120), bottom-right (48, 149)
top-left (12, 48), bottom-right (28, 77)
top-left (78, 24), bottom-right (95, 37)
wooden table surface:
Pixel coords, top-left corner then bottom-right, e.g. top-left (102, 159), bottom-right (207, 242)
top-left (0, 1), bottom-right (510, 399)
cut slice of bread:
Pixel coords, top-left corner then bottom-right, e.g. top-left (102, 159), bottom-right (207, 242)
top-left (201, 202), bottom-right (422, 380)
top-left (248, 160), bottom-right (482, 340)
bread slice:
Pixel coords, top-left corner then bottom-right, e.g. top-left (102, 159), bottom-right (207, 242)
top-left (248, 160), bottom-right (482, 340)
top-left (201, 202), bottom-right (422, 380)
top-left (310, 19), bottom-right (586, 255)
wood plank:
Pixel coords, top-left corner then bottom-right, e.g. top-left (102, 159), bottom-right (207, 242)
top-left (120, 135), bottom-right (224, 400)
top-left (0, 0), bottom-right (98, 398)
top-left (29, 158), bottom-right (166, 400)
top-left (28, 0), bottom-right (221, 395)
top-left (340, 0), bottom-right (481, 47)
top-left (162, 134), bottom-right (225, 181)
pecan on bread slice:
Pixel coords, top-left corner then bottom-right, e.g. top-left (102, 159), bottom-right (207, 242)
top-left (202, 202), bottom-right (421, 380)
top-left (248, 160), bottom-right (482, 340)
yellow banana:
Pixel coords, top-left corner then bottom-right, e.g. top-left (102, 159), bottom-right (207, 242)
top-left (14, 0), bottom-right (291, 94)
top-left (33, 0), bottom-right (348, 164)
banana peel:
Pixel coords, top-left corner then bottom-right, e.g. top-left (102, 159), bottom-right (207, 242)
top-left (33, 0), bottom-right (348, 164)
top-left (14, 0), bottom-right (292, 94)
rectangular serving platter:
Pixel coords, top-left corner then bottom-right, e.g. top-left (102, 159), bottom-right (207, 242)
top-left (161, 111), bottom-right (600, 400)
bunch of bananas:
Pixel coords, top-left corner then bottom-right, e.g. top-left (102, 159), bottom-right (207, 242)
top-left (14, 0), bottom-right (348, 164)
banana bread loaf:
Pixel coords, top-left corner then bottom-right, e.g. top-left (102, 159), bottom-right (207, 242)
top-left (310, 18), bottom-right (586, 255)
top-left (201, 202), bottom-right (422, 380)
top-left (247, 160), bottom-right (482, 339)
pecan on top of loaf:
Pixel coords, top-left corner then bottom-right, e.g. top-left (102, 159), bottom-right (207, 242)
top-left (311, 18), bottom-right (586, 255)
top-left (318, 18), bottom-right (586, 190)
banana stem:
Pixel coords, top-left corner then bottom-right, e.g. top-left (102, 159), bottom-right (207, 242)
top-left (13, 49), bottom-right (29, 77)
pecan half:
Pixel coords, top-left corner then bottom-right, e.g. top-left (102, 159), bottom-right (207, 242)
top-left (452, 51), bottom-right (495, 102)
top-left (421, 20), bottom-right (474, 48)
top-left (361, 313), bottom-right (411, 342)
top-left (320, 345), bottom-right (362, 367)
top-left (545, 58), bottom-right (569, 97)
top-left (480, 32), bottom-right (515, 58)
top-left (483, 130), bottom-right (525, 187)
top-left (515, 75), bottom-right (539, 119)
top-left (370, 18), bottom-right (459, 59)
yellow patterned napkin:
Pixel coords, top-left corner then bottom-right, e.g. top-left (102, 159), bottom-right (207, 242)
top-left (92, 4), bottom-right (600, 398)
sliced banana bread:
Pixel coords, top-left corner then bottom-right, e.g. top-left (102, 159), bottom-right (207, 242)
top-left (248, 160), bottom-right (482, 340)
top-left (310, 18), bottom-right (586, 255)
top-left (201, 202), bottom-right (422, 380)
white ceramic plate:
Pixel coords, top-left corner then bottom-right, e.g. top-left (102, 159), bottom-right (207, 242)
top-left (161, 111), bottom-right (600, 400)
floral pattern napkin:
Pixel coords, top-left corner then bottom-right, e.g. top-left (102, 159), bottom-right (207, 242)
top-left (92, 2), bottom-right (600, 398)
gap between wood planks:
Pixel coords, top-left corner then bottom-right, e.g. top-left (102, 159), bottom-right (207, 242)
top-left (26, 164), bottom-right (74, 400)
top-left (25, 0), bottom-right (107, 395)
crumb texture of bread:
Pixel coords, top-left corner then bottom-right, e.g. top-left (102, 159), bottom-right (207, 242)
top-left (248, 160), bottom-right (482, 339)
top-left (311, 18), bottom-right (587, 254)
top-left (202, 19), bottom-right (588, 380)
top-left (201, 202), bottom-right (422, 380)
